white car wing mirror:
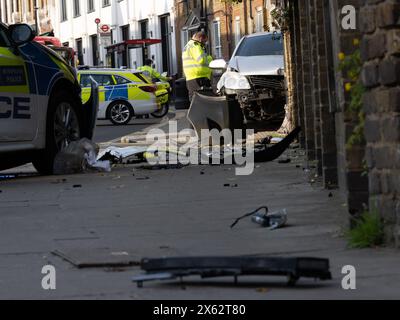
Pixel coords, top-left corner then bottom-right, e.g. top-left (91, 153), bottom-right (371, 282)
top-left (209, 59), bottom-right (227, 70)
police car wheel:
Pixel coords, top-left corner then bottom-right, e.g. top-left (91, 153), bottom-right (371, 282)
top-left (108, 101), bottom-right (133, 125)
top-left (151, 103), bottom-right (169, 118)
top-left (32, 92), bottom-right (82, 175)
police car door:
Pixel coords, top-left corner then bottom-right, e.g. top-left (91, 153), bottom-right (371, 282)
top-left (0, 25), bottom-right (37, 142)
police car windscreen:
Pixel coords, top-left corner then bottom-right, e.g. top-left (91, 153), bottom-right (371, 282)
top-left (235, 34), bottom-right (284, 57)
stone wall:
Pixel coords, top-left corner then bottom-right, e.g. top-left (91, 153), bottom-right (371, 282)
top-left (360, 0), bottom-right (400, 245)
top-left (287, 0), bottom-right (368, 220)
top-left (332, 0), bottom-right (369, 219)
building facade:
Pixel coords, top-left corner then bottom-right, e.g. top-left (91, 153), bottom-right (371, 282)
top-left (50, 0), bottom-right (178, 75)
top-left (0, 0), bottom-right (53, 34)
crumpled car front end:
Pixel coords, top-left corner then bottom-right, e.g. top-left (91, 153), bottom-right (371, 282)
top-left (217, 55), bottom-right (286, 122)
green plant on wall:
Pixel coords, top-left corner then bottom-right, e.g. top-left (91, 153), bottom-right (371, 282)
top-left (346, 206), bottom-right (384, 248)
top-left (338, 39), bottom-right (366, 148)
top-left (270, 6), bottom-right (292, 32)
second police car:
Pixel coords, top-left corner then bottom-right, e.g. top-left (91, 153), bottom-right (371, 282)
top-left (78, 68), bottom-right (169, 125)
top-left (0, 23), bottom-right (98, 174)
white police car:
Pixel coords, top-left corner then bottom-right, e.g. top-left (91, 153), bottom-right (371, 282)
top-left (0, 23), bottom-right (98, 174)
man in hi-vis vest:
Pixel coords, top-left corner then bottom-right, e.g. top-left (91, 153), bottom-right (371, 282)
top-left (182, 31), bottom-right (213, 101)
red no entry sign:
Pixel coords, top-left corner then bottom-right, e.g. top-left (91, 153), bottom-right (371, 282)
top-left (95, 18), bottom-right (101, 24)
top-left (100, 24), bottom-right (110, 33)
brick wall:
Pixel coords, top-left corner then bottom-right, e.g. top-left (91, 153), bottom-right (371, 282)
top-left (288, 0), bottom-right (367, 220)
top-left (360, 0), bottom-right (400, 246)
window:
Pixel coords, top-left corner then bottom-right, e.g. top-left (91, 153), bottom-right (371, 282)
top-left (102, 0), bottom-right (110, 7)
top-left (234, 18), bottom-right (241, 47)
top-left (87, 0), bottom-right (94, 13)
top-left (255, 9), bottom-right (264, 33)
top-left (80, 75), bottom-right (92, 87)
top-left (121, 25), bottom-right (130, 41)
top-left (235, 33), bottom-right (283, 57)
top-left (60, 0), bottom-right (67, 22)
top-left (73, 0), bottom-right (80, 17)
top-left (80, 74), bottom-right (115, 87)
top-left (212, 20), bottom-right (222, 59)
top-left (114, 75), bottom-right (130, 85)
top-left (181, 28), bottom-right (188, 49)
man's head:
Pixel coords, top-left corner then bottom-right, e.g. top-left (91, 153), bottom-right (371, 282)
top-left (145, 59), bottom-right (153, 66)
top-left (192, 31), bottom-right (208, 45)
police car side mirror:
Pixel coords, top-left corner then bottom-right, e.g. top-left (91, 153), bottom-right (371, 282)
top-left (9, 24), bottom-right (35, 46)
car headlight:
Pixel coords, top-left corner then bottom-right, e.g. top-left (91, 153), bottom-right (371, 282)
top-left (218, 71), bottom-right (251, 91)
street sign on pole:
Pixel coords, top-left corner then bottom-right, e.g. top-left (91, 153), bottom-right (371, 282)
top-left (95, 19), bottom-right (101, 65)
top-left (100, 24), bottom-right (110, 33)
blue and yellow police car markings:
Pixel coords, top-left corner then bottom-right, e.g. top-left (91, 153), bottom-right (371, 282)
top-left (19, 43), bottom-right (70, 97)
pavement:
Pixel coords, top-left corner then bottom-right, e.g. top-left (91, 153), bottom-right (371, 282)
top-left (1, 110), bottom-right (400, 300)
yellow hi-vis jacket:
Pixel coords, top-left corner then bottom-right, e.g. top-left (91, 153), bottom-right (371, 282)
top-left (138, 65), bottom-right (169, 82)
top-left (182, 40), bottom-right (213, 81)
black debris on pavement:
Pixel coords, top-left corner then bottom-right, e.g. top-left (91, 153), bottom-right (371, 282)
top-left (137, 164), bottom-right (187, 170)
top-left (136, 177), bottom-right (150, 181)
top-left (73, 184), bottom-right (82, 188)
top-left (253, 127), bottom-right (301, 163)
top-left (259, 136), bottom-right (272, 145)
top-left (132, 256), bottom-right (332, 288)
top-left (224, 184), bottom-right (239, 188)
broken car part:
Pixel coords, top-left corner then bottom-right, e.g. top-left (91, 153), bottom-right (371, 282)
top-left (230, 206), bottom-right (287, 230)
top-left (53, 138), bottom-right (110, 175)
top-left (251, 207), bottom-right (288, 230)
top-left (132, 256), bottom-right (332, 288)
top-left (253, 127), bottom-right (301, 163)
top-left (205, 127), bottom-right (301, 165)
top-left (187, 92), bottom-right (229, 140)
top-left (97, 146), bottom-right (148, 164)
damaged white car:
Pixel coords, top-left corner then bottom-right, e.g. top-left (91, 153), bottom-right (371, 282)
top-left (210, 31), bottom-right (286, 123)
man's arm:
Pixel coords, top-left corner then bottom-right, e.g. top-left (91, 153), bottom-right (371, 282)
top-left (191, 45), bottom-right (209, 66)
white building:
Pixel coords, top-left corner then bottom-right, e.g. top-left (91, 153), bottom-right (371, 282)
top-left (0, 0), bottom-right (53, 34)
top-left (50, 0), bottom-right (177, 75)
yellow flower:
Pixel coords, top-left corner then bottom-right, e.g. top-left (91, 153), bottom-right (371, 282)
top-left (353, 38), bottom-right (360, 46)
top-left (338, 52), bottom-right (346, 61)
top-left (345, 83), bottom-right (352, 92)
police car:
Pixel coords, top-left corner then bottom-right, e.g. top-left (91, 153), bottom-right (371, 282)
top-left (78, 68), bottom-right (161, 125)
top-left (0, 23), bottom-right (97, 174)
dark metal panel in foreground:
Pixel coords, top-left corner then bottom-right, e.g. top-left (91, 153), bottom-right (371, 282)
top-left (132, 256), bottom-right (332, 288)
